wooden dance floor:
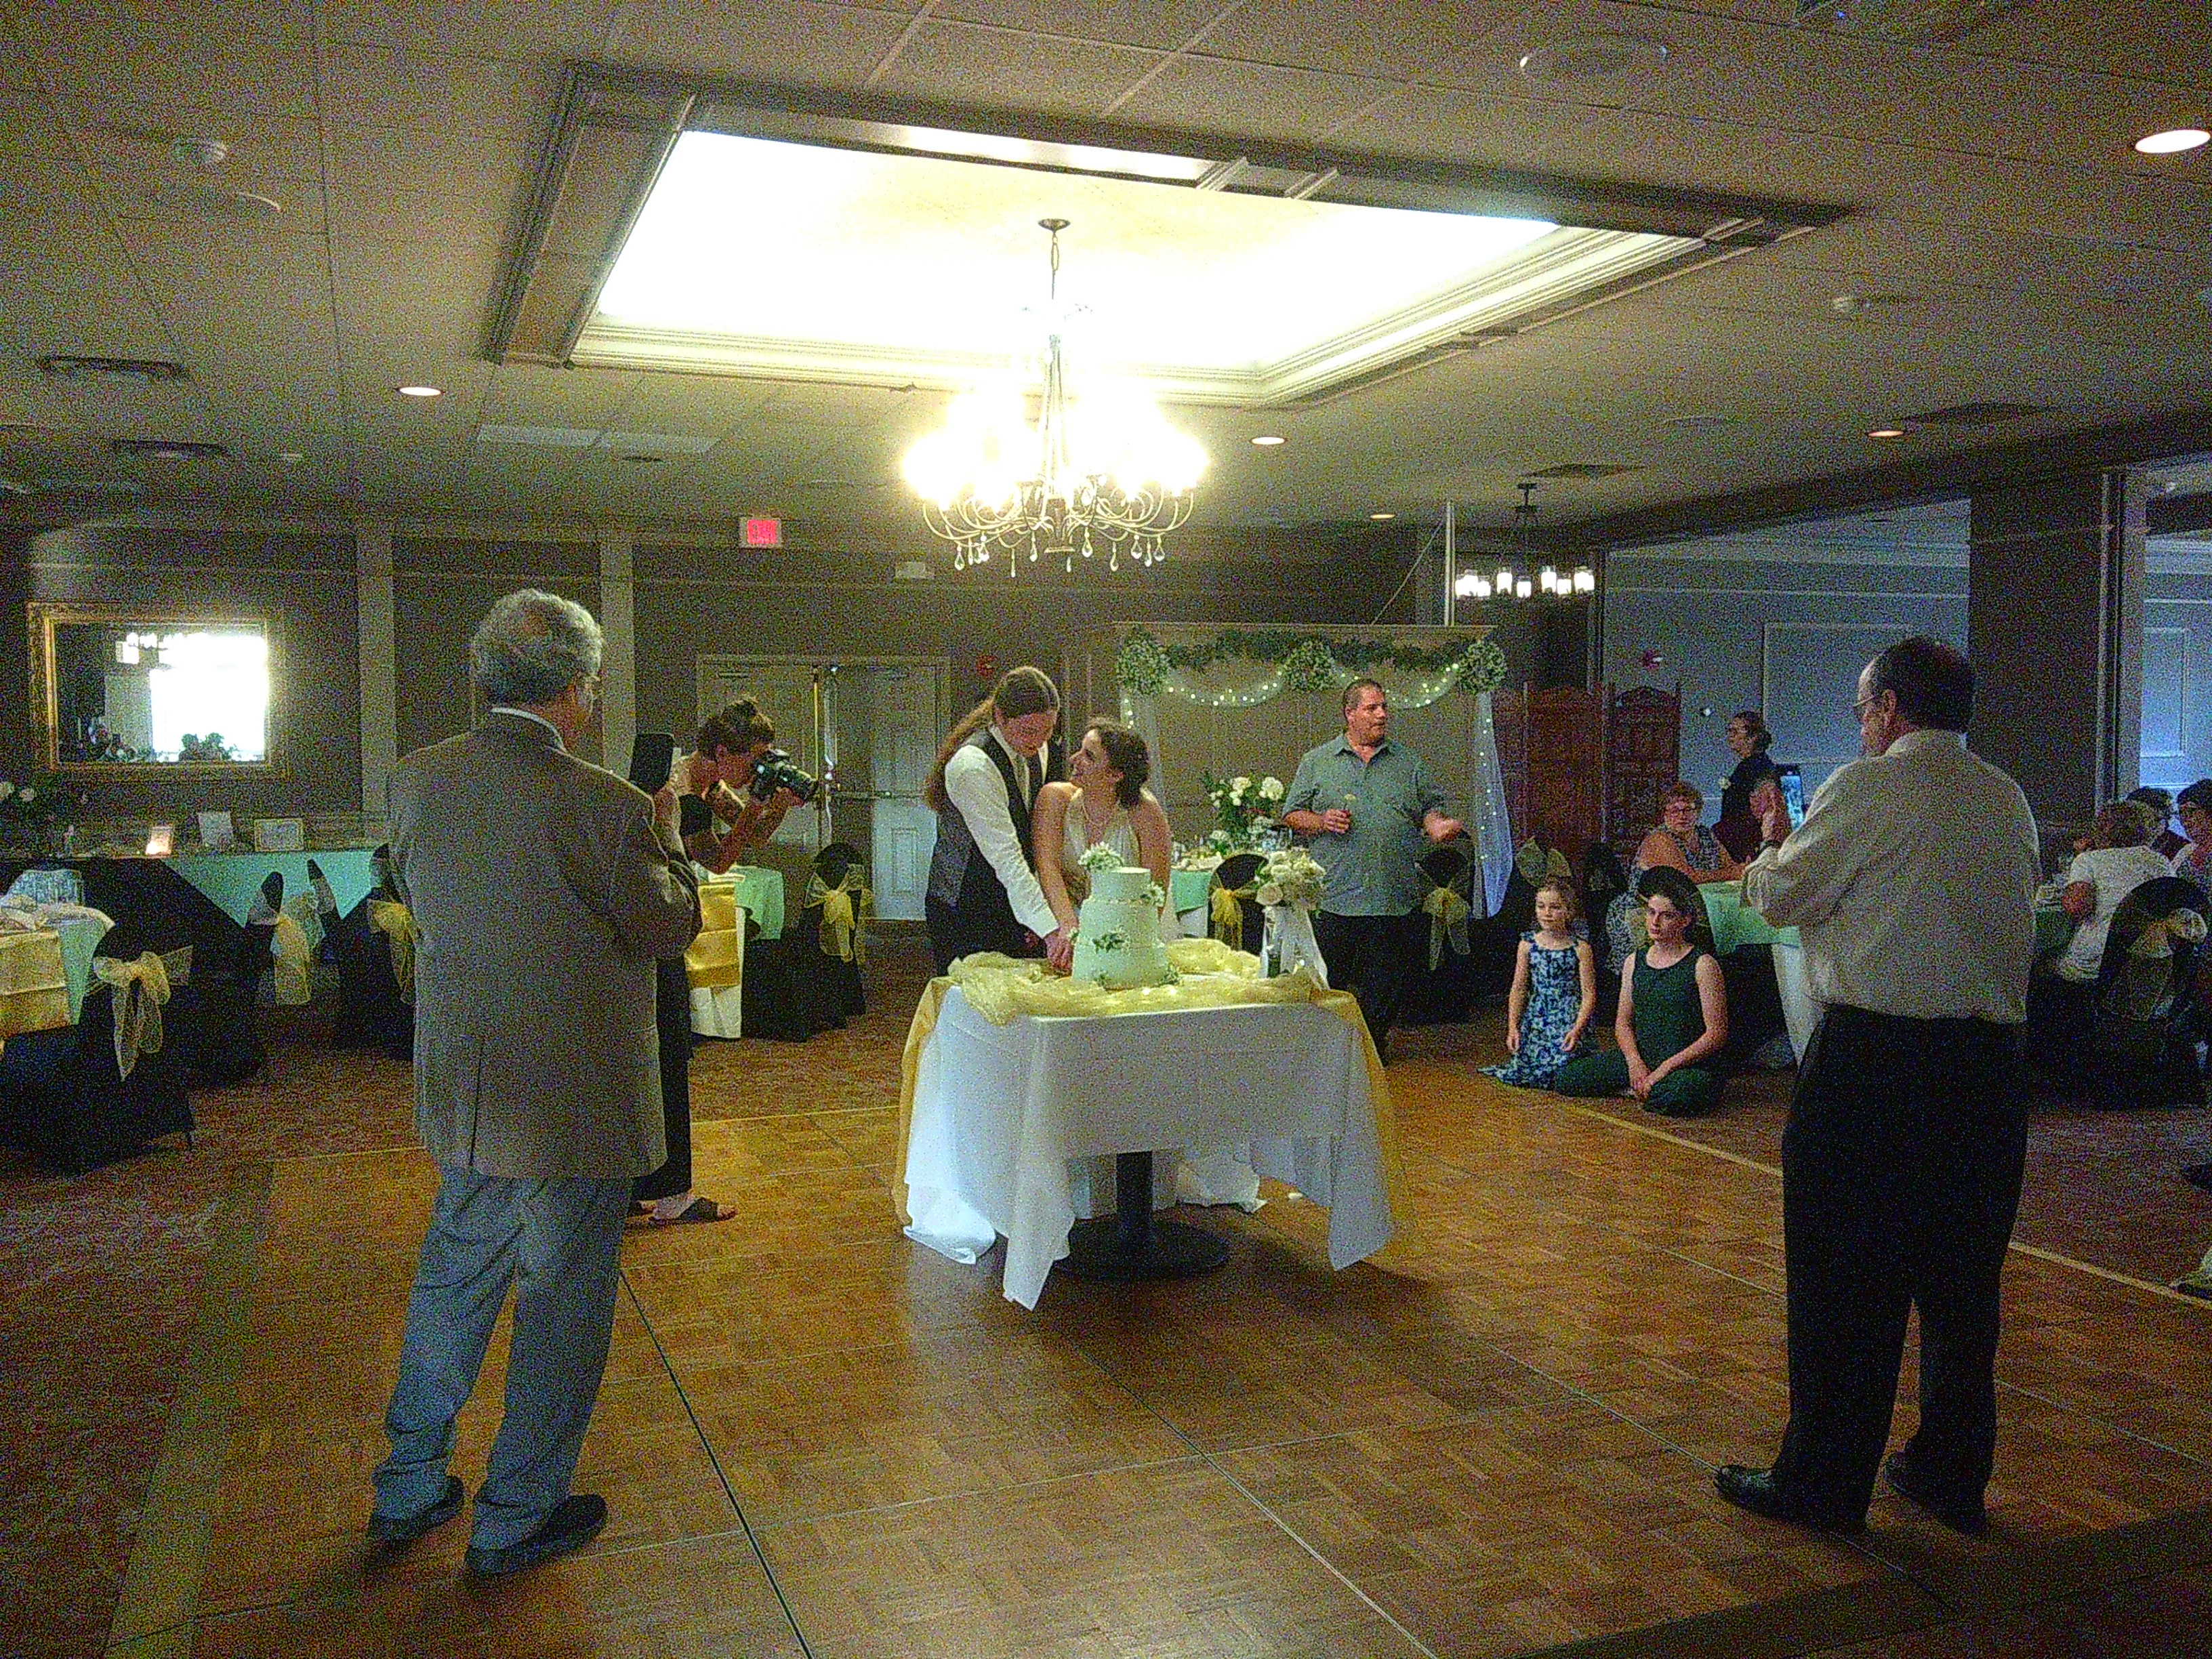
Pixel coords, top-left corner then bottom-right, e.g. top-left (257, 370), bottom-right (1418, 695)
top-left (18, 939), bottom-right (2212, 1658)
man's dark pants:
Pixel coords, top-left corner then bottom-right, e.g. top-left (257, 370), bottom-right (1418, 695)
top-left (1772, 1002), bottom-right (2027, 1515)
top-left (1311, 909), bottom-right (1421, 1059)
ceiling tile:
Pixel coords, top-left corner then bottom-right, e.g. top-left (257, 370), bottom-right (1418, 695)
top-left (316, 43), bottom-right (554, 138)
top-left (24, 14), bottom-right (319, 122)
top-left (317, 0), bottom-right (621, 61)
top-left (868, 20), bottom-right (1163, 119)
top-left (1197, 0), bottom-right (1528, 82)
top-left (1110, 53), bottom-right (1391, 142)
top-left (602, 0), bottom-right (912, 85)
top-left (928, 1), bottom-right (1238, 54)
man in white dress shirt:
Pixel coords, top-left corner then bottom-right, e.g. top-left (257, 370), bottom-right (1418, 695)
top-left (1716, 636), bottom-right (2039, 1536)
top-left (923, 665), bottom-right (1071, 974)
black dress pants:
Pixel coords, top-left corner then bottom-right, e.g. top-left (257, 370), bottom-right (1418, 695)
top-left (634, 956), bottom-right (695, 1203)
top-left (1311, 909), bottom-right (1420, 1058)
top-left (1772, 1003), bottom-right (2026, 1516)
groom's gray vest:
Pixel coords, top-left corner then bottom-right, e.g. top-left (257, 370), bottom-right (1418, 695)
top-left (926, 731), bottom-right (1062, 960)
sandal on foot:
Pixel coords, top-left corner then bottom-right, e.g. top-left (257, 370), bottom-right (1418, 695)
top-left (647, 1196), bottom-right (731, 1227)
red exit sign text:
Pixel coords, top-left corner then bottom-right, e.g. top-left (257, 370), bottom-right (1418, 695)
top-left (740, 516), bottom-right (783, 548)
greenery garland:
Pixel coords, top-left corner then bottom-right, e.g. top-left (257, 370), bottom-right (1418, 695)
top-left (1113, 628), bottom-right (1508, 699)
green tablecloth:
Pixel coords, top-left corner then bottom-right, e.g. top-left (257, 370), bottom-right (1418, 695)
top-left (1698, 884), bottom-right (1799, 954)
top-left (167, 850), bottom-right (377, 923)
top-left (1170, 868), bottom-right (1213, 918)
top-left (722, 865), bottom-right (784, 940)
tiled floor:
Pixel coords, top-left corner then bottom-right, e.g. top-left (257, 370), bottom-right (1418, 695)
top-left (12, 941), bottom-right (2212, 1658)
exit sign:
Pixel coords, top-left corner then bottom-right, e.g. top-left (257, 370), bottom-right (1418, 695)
top-left (740, 516), bottom-right (782, 548)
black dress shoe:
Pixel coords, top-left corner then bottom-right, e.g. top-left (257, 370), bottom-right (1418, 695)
top-left (1883, 1452), bottom-right (1986, 1534)
top-left (1714, 1464), bottom-right (1865, 1534)
top-left (465, 1493), bottom-right (607, 1577)
top-left (366, 1475), bottom-right (464, 1544)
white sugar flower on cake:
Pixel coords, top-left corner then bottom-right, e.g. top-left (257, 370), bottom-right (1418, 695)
top-left (1078, 842), bottom-right (1122, 874)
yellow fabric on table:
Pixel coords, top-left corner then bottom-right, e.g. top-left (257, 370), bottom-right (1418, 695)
top-left (685, 881), bottom-right (744, 991)
top-left (368, 899), bottom-right (417, 1002)
top-left (892, 936), bottom-right (1411, 1263)
top-left (0, 928), bottom-right (70, 1044)
top-left (91, 950), bottom-right (170, 1080)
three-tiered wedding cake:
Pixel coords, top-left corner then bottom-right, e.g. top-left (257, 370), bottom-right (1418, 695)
top-left (1071, 866), bottom-right (1174, 988)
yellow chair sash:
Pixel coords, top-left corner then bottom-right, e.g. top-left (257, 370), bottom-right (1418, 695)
top-left (368, 899), bottom-right (417, 1003)
top-left (1209, 882), bottom-right (1253, 952)
top-left (92, 950), bottom-right (171, 1080)
top-left (270, 912), bottom-right (313, 1006)
top-left (805, 868), bottom-right (872, 964)
top-left (1422, 884), bottom-right (1472, 970)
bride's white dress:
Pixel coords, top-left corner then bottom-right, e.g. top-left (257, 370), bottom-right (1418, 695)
top-left (1057, 791), bottom-right (1261, 1214)
top-left (1057, 795), bottom-right (1179, 939)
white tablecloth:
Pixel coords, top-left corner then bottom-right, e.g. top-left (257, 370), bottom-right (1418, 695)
top-left (902, 986), bottom-right (1395, 1308)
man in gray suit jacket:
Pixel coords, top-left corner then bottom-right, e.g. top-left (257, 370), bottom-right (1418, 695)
top-left (366, 590), bottom-right (701, 1576)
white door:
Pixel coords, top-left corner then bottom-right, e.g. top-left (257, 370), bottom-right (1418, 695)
top-left (863, 666), bottom-right (943, 921)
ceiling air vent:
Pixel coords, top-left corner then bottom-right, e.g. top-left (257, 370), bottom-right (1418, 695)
top-left (39, 354), bottom-right (192, 382)
top-left (112, 438), bottom-right (230, 459)
top-left (1900, 401), bottom-right (2050, 427)
top-left (1525, 462), bottom-right (1640, 479)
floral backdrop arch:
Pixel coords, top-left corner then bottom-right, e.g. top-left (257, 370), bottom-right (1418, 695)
top-left (1088, 626), bottom-right (1516, 914)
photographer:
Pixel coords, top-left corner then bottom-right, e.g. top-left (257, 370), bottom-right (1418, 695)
top-left (682, 699), bottom-right (809, 874)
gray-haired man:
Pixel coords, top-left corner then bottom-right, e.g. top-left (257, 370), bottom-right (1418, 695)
top-left (366, 590), bottom-right (700, 1575)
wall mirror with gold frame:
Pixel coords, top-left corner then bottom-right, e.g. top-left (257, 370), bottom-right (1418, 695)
top-left (28, 604), bottom-right (282, 777)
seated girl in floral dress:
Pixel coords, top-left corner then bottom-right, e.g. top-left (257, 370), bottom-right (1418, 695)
top-left (1483, 879), bottom-right (1596, 1088)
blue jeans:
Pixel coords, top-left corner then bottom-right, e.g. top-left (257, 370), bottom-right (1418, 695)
top-left (373, 1166), bottom-right (630, 1548)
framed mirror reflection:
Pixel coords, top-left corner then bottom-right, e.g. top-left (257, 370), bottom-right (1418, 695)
top-left (28, 604), bottom-right (283, 777)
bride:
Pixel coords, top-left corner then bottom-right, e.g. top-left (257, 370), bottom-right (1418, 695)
top-left (1033, 718), bottom-right (1179, 941)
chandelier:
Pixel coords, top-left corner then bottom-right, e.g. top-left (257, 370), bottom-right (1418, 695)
top-left (1454, 482), bottom-right (1594, 602)
top-left (902, 219), bottom-right (1205, 575)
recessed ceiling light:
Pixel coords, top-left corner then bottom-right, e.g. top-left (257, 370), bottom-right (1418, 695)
top-left (1251, 434), bottom-right (1285, 447)
top-left (396, 384), bottom-right (442, 398)
top-left (1868, 426), bottom-right (1908, 439)
top-left (1369, 511), bottom-right (1396, 520)
top-left (1517, 33), bottom-right (1671, 81)
top-left (2134, 128), bottom-right (2209, 156)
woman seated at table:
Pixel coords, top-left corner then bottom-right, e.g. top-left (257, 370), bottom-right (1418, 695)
top-left (1033, 718), bottom-right (1178, 940)
top-left (1555, 867), bottom-right (1729, 1117)
top-left (2027, 799), bottom-right (2175, 1065)
top-left (681, 699), bottom-right (806, 874)
top-left (1605, 781), bottom-right (1744, 970)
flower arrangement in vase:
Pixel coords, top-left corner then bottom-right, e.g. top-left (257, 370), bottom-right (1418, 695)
top-left (1200, 771), bottom-right (1285, 851)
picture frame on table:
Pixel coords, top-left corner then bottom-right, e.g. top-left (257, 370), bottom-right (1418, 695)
top-left (197, 809), bottom-right (238, 851)
top-left (252, 817), bottom-right (305, 853)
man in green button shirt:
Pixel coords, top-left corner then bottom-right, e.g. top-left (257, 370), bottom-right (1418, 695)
top-left (1282, 679), bottom-right (1465, 1063)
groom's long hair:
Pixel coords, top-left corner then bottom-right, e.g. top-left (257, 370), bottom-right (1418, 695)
top-left (922, 665), bottom-right (1059, 811)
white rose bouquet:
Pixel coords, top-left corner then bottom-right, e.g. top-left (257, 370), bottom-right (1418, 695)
top-left (1254, 847), bottom-right (1324, 911)
top-left (1078, 842), bottom-right (1122, 874)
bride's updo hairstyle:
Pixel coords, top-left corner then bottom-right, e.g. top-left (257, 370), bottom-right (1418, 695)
top-left (1085, 719), bottom-right (1149, 808)
top-left (923, 665), bottom-right (1061, 810)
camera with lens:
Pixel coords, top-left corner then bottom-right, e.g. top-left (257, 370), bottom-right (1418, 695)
top-left (750, 747), bottom-right (819, 804)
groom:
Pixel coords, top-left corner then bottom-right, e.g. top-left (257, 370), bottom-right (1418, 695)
top-left (1282, 679), bottom-right (1464, 1062)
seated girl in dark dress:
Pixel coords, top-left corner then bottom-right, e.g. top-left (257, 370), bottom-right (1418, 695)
top-left (1555, 865), bottom-right (1730, 1117)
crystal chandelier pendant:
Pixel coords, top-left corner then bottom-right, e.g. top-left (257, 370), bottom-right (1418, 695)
top-left (903, 219), bottom-right (1204, 575)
